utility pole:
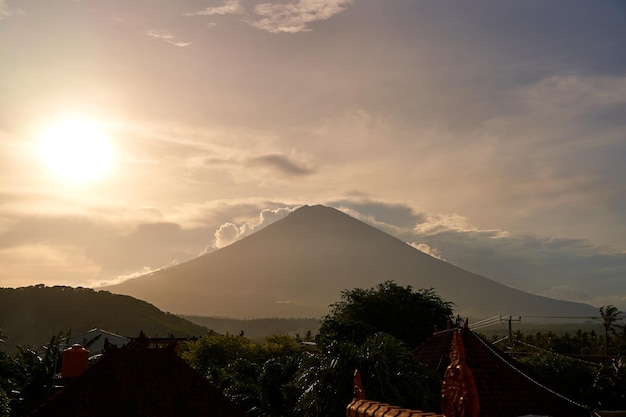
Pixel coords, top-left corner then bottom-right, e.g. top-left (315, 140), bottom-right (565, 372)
top-left (500, 315), bottom-right (521, 348)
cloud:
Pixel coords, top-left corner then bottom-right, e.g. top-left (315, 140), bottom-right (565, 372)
top-left (0, 201), bottom-right (207, 287)
top-left (252, 0), bottom-right (354, 33)
top-left (2, 190), bottom-right (624, 312)
top-left (145, 30), bottom-right (191, 47)
top-left (212, 206), bottom-right (297, 248)
top-left (412, 228), bottom-right (626, 309)
top-left (123, 207), bottom-right (165, 224)
top-left (199, 200), bottom-right (626, 311)
top-left (249, 153), bottom-right (314, 176)
top-left (0, 0), bottom-right (18, 19)
top-left (0, 195), bottom-right (303, 288)
top-left (319, 201), bottom-right (626, 310)
top-left (98, 258), bottom-right (181, 287)
top-left (98, 266), bottom-right (163, 287)
top-left (213, 222), bottom-right (241, 249)
top-left (189, 0), bottom-right (245, 16)
top-left (331, 199), bottom-right (426, 229)
top-left (409, 243), bottom-right (446, 261)
top-left (0, 244), bottom-right (102, 287)
top-left (166, 200), bottom-right (626, 311)
top-left (413, 213), bottom-right (509, 238)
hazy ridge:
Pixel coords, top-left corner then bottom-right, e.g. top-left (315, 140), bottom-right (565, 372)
top-left (0, 286), bottom-right (210, 352)
top-left (182, 316), bottom-right (320, 341)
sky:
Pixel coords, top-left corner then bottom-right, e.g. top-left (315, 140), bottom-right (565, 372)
top-left (1, 0), bottom-right (625, 310)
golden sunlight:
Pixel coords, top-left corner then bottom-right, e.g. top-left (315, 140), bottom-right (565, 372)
top-left (38, 119), bottom-right (114, 184)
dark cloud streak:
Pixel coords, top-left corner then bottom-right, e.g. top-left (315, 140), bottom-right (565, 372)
top-left (249, 153), bottom-right (314, 176)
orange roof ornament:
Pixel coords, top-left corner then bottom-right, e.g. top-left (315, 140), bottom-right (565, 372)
top-left (353, 369), bottom-right (367, 400)
top-left (441, 330), bottom-right (480, 417)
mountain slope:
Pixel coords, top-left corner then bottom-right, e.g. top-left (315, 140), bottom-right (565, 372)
top-left (104, 205), bottom-right (598, 319)
top-left (0, 285), bottom-right (210, 352)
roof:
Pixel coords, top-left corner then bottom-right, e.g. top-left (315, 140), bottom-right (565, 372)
top-left (412, 330), bottom-right (454, 374)
top-left (28, 335), bottom-right (249, 417)
top-left (346, 370), bottom-right (445, 417)
top-left (347, 399), bottom-right (444, 417)
top-left (63, 328), bottom-right (130, 354)
top-left (414, 327), bottom-right (592, 417)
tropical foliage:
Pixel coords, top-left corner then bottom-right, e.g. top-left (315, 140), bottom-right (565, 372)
top-left (0, 333), bottom-right (67, 416)
top-left (317, 281), bottom-right (454, 349)
top-left (183, 281), bottom-right (450, 417)
top-left (295, 333), bottom-right (440, 417)
top-left (184, 333), bottom-right (304, 417)
top-left (484, 305), bottom-right (626, 410)
top-left (600, 305), bottom-right (624, 356)
top-left (4, 283), bottom-right (626, 416)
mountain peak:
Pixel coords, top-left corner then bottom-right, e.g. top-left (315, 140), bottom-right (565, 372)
top-left (104, 205), bottom-right (598, 319)
top-left (289, 204), bottom-right (343, 218)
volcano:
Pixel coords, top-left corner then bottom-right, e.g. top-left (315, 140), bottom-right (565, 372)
top-left (103, 205), bottom-right (598, 319)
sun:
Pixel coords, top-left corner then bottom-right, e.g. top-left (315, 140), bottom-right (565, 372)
top-left (38, 118), bottom-right (114, 184)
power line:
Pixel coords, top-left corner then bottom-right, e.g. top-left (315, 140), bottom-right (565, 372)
top-left (519, 315), bottom-right (603, 320)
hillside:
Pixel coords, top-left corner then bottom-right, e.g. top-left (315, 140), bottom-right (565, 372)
top-left (0, 285), bottom-right (211, 352)
top-left (104, 205), bottom-right (599, 319)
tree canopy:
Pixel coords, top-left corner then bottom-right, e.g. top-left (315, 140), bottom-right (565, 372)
top-left (600, 305), bottom-right (624, 356)
top-left (297, 333), bottom-right (440, 417)
top-left (317, 281), bottom-right (454, 349)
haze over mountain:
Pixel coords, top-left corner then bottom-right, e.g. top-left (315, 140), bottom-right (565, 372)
top-left (104, 205), bottom-right (598, 319)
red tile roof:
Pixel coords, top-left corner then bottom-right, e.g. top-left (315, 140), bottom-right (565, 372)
top-left (347, 370), bottom-right (445, 417)
top-left (347, 398), bottom-right (443, 417)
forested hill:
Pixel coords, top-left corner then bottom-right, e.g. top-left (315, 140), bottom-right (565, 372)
top-left (0, 285), bottom-right (211, 352)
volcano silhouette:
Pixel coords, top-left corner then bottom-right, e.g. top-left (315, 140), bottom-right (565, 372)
top-left (104, 205), bottom-right (598, 319)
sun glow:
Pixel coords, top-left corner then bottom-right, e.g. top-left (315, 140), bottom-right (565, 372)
top-left (38, 119), bottom-right (114, 184)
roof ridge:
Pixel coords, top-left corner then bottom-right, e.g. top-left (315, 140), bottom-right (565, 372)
top-left (469, 330), bottom-right (588, 411)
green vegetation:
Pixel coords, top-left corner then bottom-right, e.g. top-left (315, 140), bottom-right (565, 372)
top-left (478, 305), bottom-right (626, 410)
top-left (0, 333), bottom-right (66, 416)
top-left (0, 285), bottom-right (210, 352)
top-left (184, 281), bottom-right (450, 417)
top-left (184, 333), bottom-right (304, 417)
top-left (318, 281), bottom-right (454, 349)
top-left (481, 306), bottom-right (626, 358)
top-left (294, 333), bottom-right (440, 417)
top-left (601, 304), bottom-right (625, 357)
top-left (182, 316), bottom-right (320, 341)
top-left (3, 283), bottom-right (626, 416)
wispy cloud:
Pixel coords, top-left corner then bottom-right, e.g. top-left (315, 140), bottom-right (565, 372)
top-left (0, 0), bottom-right (12, 19)
top-left (249, 153), bottom-right (314, 176)
top-left (0, 244), bottom-right (101, 288)
top-left (102, 261), bottom-right (180, 287)
top-left (189, 0), bottom-right (245, 16)
top-left (252, 0), bottom-right (354, 33)
top-left (146, 30), bottom-right (192, 47)
top-left (413, 213), bottom-right (509, 238)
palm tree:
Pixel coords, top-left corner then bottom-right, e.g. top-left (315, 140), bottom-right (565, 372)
top-left (600, 305), bottom-right (624, 357)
